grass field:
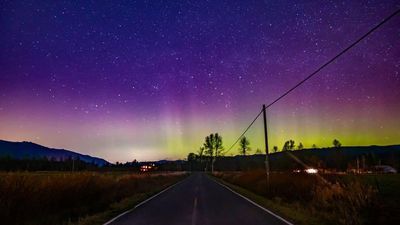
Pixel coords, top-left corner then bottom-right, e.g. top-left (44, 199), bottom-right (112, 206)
top-left (212, 171), bottom-right (400, 225)
top-left (0, 171), bottom-right (187, 225)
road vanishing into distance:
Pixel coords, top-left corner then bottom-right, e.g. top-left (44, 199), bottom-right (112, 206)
top-left (107, 173), bottom-right (292, 225)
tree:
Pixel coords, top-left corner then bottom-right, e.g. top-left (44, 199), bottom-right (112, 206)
top-left (197, 147), bottom-right (205, 171)
top-left (203, 133), bottom-right (223, 172)
top-left (197, 147), bottom-right (204, 158)
top-left (333, 139), bottom-right (342, 148)
top-left (273, 146), bottom-right (278, 153)
top-left (289, 140), bottom-right (295, 150)
top-left (187, 153), bottom-right (197, 171)
top-left (187, 153), bottom-right (197, 161)
top-left (283, 139), bottom-right (295, 151)
top-left (204, 134), bottom-right (215, 157)
top-left (213, 133), bottom-right (223, 172)
top-left (214, 133), bottom-right (223, 157)
top-left (239, 136), bottom-right (250, 156)
top-left (282, 141), bottom-right (290, 151)
top-left (312, 144), bottom-right (317, 149)
top-left (255, 148), bottom-right (262, 154)
top-left (297, 142), bottom-right (304, 150)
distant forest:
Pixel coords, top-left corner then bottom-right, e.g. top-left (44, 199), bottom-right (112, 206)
top-left (0, 156), bottom-right (188, 172)
top-left (1, 136), bottom-right (399, 172)
top-left (185, 133), bottom-right (400, 172)
top-left (0, 156), bottom-right (99, 171)
top-left (187, 145), bottom-right (400, 172)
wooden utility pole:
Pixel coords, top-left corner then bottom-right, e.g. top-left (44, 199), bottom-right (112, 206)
top-left (262, 104), bottom-right (270, 190)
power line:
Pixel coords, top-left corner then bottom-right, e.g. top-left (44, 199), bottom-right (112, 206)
top-left (225, 109), bottom-right (263, 153)
top-left (264, 8), bottom-right (400, 109)
top-left (224, 8), bottom-right (400, 153)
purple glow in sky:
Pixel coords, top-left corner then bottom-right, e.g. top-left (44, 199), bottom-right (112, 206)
top-left (0, 0), bottom-right (399, 162)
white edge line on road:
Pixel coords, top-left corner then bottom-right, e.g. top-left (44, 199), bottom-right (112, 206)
top-left (103, 176), bottom-right (189, 225)
top-left (211, 177), bottom-right (295, 225)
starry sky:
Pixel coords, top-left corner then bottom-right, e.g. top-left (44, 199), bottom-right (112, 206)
top-left (0, 0), bottom-right (399, 162)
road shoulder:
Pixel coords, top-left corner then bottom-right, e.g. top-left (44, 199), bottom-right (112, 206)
top-left (74, 174), bottom-right (190, 225)
top-left (208, 175), bottom-right (322, 225)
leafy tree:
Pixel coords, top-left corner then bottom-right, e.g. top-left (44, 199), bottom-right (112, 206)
top-left (239, 136), bottom-right (250, 156)
top-left (282, 141), bottom-right (290, 151)
top-left (273, 146), bottom-right (278, 153)
top-left (187, 153), bottom-right (197, 171)
top-left (187, 153), bottom-right (197, 161)
top-left (255, 148), bottom-right (262, 154)
top-left (197, 147), bottom-right (203, 163)
top-left (289, 140), bottom-right (295, 150)
top-left (213, 133), bottom-right (223, 172)
top-left (214, 133), bottom-right (224, 157)
top-left (283, 140), bottom-right (295, 151)
top-left (203, 133), bottom-right (224, 172)
top-left (297, 142), bottom-right (304, 150)
top-left (333, 139), bottom-right (342, 148)
top-left (312, 144), bottom-right (317, 149)
top-left (196, 147), bottom-right (205, 170)
top-left (197, 147), bottom-right (204, 159)
top-left (203, 135), bottom-right (214, 172)
top-left (204, 134), bottom-right (215, 157)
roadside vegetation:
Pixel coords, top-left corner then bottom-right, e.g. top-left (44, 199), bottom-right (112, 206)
top-left (188, 135), bottom-right (400, 173)
top-left (0, 172), bottom-right (187, 225)
top-left (190, 133), bottom-right (400, 224)
top-left (212, 171), bottom-right (400, 225)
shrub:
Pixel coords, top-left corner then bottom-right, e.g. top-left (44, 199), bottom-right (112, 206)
top-left (213, 171), bottom-right (377, 225)
top-left (0, 172), bottom-right (186, 225)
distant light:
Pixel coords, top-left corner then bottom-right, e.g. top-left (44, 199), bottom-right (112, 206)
top-left (305, 168), bottom-right (318, 174)
top-left (140, 164), bottom-right (153, 172)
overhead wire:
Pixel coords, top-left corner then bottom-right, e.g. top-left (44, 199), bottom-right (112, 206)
top-left (224, 8), bottom-right (400, 153)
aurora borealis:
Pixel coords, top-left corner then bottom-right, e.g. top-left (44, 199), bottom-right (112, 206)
top-left (0, 1), bottom-right (399, 162)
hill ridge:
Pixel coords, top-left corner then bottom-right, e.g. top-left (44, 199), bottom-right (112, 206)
top-left (0, 139), bottom-right (109, 166)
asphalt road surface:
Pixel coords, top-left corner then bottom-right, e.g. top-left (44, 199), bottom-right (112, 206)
top-left (107, 173), bottom-right (291, 225)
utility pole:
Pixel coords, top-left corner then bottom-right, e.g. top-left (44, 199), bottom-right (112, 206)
top-left (262, 104), bottom-right (270, 191)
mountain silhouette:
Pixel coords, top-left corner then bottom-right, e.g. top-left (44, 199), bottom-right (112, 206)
top-left (0, 140), bottom-right (109, 166)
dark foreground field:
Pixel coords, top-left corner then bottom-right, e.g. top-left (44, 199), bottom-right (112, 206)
top-left (0, 172), bottom-right (187, 225)
top-left (213, 171), bottom-right (400, 225)
top-left (1, 171), bottom-right (398, 225)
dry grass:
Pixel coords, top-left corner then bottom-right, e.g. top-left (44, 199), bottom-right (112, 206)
top-left (213, 170), bottom-right (378, 225)
top-left (0, 172), bottom-right (187, 225)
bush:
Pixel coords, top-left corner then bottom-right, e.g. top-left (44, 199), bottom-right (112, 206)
top-left (0, 172), bottom-right (186, 225)
top-left (213, 171), bottom-right (377, 225)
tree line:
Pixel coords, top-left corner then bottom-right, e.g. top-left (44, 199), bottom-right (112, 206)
top-left (187, 133), bottom-right (344, 171)
top-left (191, 132), bottom-right (343, 157)
top-left (0, 156), bottom-right (99, 171)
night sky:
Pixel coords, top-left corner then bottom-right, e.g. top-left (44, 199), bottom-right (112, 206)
top-left (1, 0), bottom-right (399, 162)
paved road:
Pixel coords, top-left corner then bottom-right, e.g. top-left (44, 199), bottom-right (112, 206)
top-left (108, 173), bottom-right (291, 225)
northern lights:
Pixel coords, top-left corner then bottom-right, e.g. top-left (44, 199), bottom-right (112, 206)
top-left (0, 0), bottom-right (399, 162)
